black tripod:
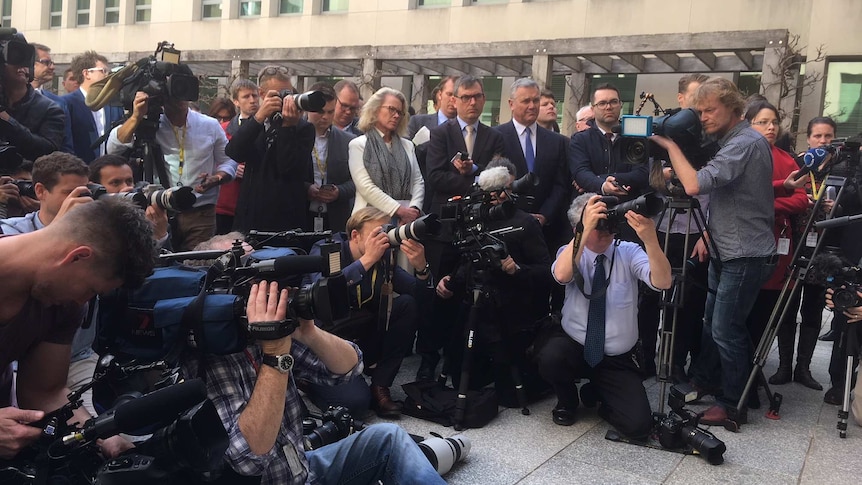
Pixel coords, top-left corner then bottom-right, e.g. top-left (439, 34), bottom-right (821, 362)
top-left (736, 173), bottom-right (850, 422)
top-left (438, 228), bottom-right (531, 430)
top-left (652, 196), bottom-right (718, 414)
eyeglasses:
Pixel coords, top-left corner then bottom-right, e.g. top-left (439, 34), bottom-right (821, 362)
top-left (380, 105), bottom-right (404, 117)
top-left (593, 99), bottom-right (621, 109)
top-left (752, 120), bottom-right (780, 127)
top-left (86, 67), bottom-right (107, 74)
top-left (337, 98), bottom-right (360, 113)
top-left (215, 115), bottom-right (232, 122)
top-left (36, 59), bottom-right (54, 67)
top-left (457, 93), bottom-right (485, 103)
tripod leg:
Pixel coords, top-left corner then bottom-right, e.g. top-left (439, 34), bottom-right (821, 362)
top-left (839, 354), bottom-right (853, 438)
top-left (509, 365), bottom-right (530, 415)
top-left (453, 291), bottom-right (482, 431)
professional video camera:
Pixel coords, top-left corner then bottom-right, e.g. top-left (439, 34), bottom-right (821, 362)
top-left (595, 193), bottom-right (663, 233)
top-left (118, 41), bottom-right (199, 115)
top-left (806, 250), bottom-right (862, 311)
top-left (656, 386), bottom-right (726, 465)
top-left (302, 406), bottom-right (365, 451)
top-left (0, 28), bottom-right (35, 109)
top-left (619, 108), bottom-right (718, 167)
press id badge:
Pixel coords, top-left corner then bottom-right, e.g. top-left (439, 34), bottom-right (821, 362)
top-left (805, 231), bottom-right (817, 248)
top-left (314, 216), bottom-right (324, 232)
top-left (777, 237), bottom-right (790, 255)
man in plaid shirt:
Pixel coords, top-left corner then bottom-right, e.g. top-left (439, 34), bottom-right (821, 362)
top-left (184, 280), bottom-right (444, 484)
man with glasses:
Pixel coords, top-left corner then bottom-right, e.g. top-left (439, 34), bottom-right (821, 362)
top-left (333, 79), bottom-right (363, 136)
top-left (226, 65), bottom-right (315, 234)
top-left (63, 51), bottom-right (124, 164)
top-left (569, 83), bottom-right (649, 207)
top-left (29, 43), bottom-right (74, 155)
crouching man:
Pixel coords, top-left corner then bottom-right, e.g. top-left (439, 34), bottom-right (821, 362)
top-left (536, 193), bottom-right (671, 439)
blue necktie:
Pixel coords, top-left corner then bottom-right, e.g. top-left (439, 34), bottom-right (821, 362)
top-left (525, 127), bottom-right (535, 173)
top-left (584, 254), bottom-right (607, 368)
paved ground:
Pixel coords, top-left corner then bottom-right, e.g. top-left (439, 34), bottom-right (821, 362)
top-left (357, 314), bottom-right (862, 484)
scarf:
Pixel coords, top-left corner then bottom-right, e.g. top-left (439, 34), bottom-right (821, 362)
top-left (362, 128), bottom-right (412, 200)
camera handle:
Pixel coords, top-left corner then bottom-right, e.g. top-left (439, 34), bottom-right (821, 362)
top-left (736, 172), bottom-right (850, 424)
top-left (652, 196), bottom-right (718, 415)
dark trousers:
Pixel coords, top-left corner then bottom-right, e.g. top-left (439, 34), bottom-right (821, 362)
top-left (172, 204), bottom-right (216, 252)
top-left (215, 213), bottom-right (234, 236)
top-left (536, 333), bottom-right (652, 439)
top-left (416, 239), bottom-right (461, 358)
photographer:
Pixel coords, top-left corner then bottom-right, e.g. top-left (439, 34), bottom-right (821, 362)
top-left (650, 77), bottom-right (776, 427)
top-left (106, 66), bottom-right (238, 251)
top-left (536, 193), bottom-right (671, 438)
top-left (182, 280), bottom-right (444, 484)
top-left (303, 207), bottom-right (434, 417)
top-left (0, 34), bottom-right (66, 161)
top-left (0, 159), bottom-right (40, 218)
top-left (225, 65), bottom-right (314, 233)
top-left (0, 196), bottom-right (156, 459)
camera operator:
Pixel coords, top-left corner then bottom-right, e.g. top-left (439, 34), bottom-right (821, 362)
top-left (107, 74), bottom-right (238, 251)
top-left (0, 195), bottom-right (156, 460)
top-left (826, 287), bottom-right (862, 426)
top-left (435, 159), bottom-right (553, 403)
top-left (0, 159), bottom-right (39, 218)
top-left (89, 154), bottom-right (170, 248)
top-left (650, 77), bottom-right (776, 427)
top-left (225, 65), bottom-right (314, 234)
top-left (0, 33), bottom-right (66, 161)
top-left (181, 280), bottom-right (444, 484)
top-left (303, 207), bottom-right (434, 418)
top-left (536, 193), bottom-right (671, 438)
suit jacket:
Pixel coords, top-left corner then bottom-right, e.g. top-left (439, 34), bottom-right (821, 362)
top-left (63, 89), bottom-right (124, 164)
top-left (425, 118), bottom-right (505, 213)
top-left (37, 89), bottom-right (74, 154)
top-left (226, 117), bottom-right (315, 232)
top-left (407, 112), bottom-right (439, 139)
top-left (568, 125), bottom-right (650, 198)
top-left (304, 127), bottom-right (356, 233)
top-left (494, 121), bottom-right (570, 226)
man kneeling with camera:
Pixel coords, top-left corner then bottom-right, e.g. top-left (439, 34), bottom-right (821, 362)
top-left (184, 280), bottom-right (443, 484)
top-left (537, 193), bottom-right (671, 439)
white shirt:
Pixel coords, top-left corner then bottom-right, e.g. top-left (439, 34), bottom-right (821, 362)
top-left (106, 109), bottom-right (237, 207)
top-left (552, 241), bottom-right (656, 356)
top-left (512, 118), bottom-right (537, 161)
top-left (80, 86), bottom-right (106, 156)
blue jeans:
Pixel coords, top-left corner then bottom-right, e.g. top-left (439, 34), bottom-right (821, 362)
top-left (306, 423), bottom-right (446, 485)
top-left (690, 257), bottom-right (776, 409)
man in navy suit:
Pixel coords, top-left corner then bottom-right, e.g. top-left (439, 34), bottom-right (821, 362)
top-left (29, 43), bottom-right (73, 154)
top-left (304, 82), bottom-right (356, 233)
top-left (63, 51), bottom-right (124, 164)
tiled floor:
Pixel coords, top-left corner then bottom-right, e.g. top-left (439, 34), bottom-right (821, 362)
top-left (359, 314), bottom-right (862, 484)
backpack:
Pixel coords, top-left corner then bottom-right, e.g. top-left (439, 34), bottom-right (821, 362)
top-left (401, 380), bottom-right (498, 429)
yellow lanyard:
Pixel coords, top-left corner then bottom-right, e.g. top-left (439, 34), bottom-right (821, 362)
top-left (356, 267), bottom-right (378, 308)
top-left (171, 124), bottom-right (187, 177)
top-left (312, 144), bottom-right (327, 183)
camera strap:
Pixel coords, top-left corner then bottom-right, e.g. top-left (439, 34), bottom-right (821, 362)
top-left (378, 251), bottom-right (396, 332)
top-left (570, 221), bottom-right (618, 300)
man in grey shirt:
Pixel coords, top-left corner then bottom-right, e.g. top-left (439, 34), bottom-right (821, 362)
top-left (651, 77), bottom-right (776, 428)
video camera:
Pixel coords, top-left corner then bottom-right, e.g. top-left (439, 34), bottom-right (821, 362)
top-left (619, 108), bottom-right (718, 168)
top-left (656, 386), bottom-right (726, 465)
top-left (806, 250), bottom-right (862, 311)
top-left (119, 41), bottom-right (199, 114)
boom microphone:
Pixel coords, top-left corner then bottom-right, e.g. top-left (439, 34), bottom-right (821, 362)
top-left (63, 379), bottom-right (207, 445)
top-left (815, 214), bottom-right (862, 230)
top-left (244, 254), bottom-right (327, 276)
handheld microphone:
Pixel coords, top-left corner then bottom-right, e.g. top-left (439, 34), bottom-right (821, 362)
top-left (793, 146), bottom-right (831, 180)
top-left (63, 379), bottom-right (206, 445)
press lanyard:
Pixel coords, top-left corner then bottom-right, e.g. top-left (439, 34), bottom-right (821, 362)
top-left (356, 267), bottom-right (378, 308)
top-left (171, 124), bottom-right (187, 177)
top-left (312, 145), bottom-right (327, 184)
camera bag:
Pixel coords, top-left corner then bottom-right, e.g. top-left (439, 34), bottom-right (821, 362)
top-left (401, 380), bottom-right (498, 429)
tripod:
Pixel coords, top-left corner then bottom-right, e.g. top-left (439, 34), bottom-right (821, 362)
top-left (653, 196), bottom-right (719, 414)
top-left (736, 173), bottom-right (851, 422)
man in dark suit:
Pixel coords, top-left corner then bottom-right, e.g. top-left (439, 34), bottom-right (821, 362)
top-left (226, 65), bottom-right (314, 233)
top-left (63, 51), bottom-right (124, 164)
top-left (304, 82), bottom-right (356, 233)
top-left (29, 43), bottom-right (74, 154)
top-left (426, 75), bottom-right (505, 215)
top-left (408, 76), bottom-right (458, 214)
top-left (332, 80), bottom-right (363, 137)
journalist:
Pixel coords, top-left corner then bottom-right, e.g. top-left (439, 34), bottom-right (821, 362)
top-left (537, 193), bottom-right (671, 437)
top-left (650, 77), bottom-right (776, 427)
top-left (180, 280), bottom-right (444, 484)
top-left (304, 207), bottom-right (434, 417)
top-left (0, 196), bottom-right (156, 460)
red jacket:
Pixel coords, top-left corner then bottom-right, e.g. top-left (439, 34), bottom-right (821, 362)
top-left (216, 118), bottom-right (243, 217)
top-left (764, 145), bottom-right (810, 290)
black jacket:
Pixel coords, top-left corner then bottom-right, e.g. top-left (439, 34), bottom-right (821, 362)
top-left (2, 85), bottom-right (66, 161)
top-left (226, 117), bottom-right (314, 232)
top-left (569, 125), bottom-right (650, 198)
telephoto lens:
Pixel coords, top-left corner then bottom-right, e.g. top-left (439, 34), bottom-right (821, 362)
top-left (417, 433), bottom-right (471, 476)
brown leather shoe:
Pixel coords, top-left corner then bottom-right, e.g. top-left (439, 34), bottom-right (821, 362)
top-left (370, 384), bottom-right (402, 418)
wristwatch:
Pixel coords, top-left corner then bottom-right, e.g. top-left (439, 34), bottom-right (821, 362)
top-left (262, 353), bottom-right (294, 374)
top-left (414, 262), bottom-right (430, 276)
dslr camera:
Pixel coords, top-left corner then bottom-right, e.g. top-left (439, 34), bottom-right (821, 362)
top-left (657, 386), bottom-right (726, 465)
top-left (594, 193), bottom-right (663, 233)
top-left (269, 89), bottom-right (328, 125)
top-left (806, 250), bottom-right (862, 311)
top-left (302, 406), bottom-right (364, 451)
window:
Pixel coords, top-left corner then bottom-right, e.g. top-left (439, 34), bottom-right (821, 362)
top-left (418, 0), bottom-right (449, 6)
top-left (105, 0), bottom-right (120, 24)
top-left (824, 61), bottom-right (862, 139)
top-left (135, 0), bottom-right (151, 22)
top-left (239, 0), bottom-right (261, 17)
top-left (202, 0), bottom-right (222, 19)
top-left (322, 0), bottom-right (348, 13)
top-left (77, 0), bottom-right (90, 27)
top-left (0, 0), bottom-right (9, 28)
top-left (279, 0), bottom-right (302, 14)
top-left (473, 0), bottom-right (507, 4)
top-left (50, 0), bottom-right (62, 28)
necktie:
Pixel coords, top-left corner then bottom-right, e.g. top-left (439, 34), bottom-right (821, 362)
top-left (525, 127), bottom-right (535, 173)
top-left (584, 254), bottom-right (607, 368)
top-left (464, 125), bottom-right (475, 156)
